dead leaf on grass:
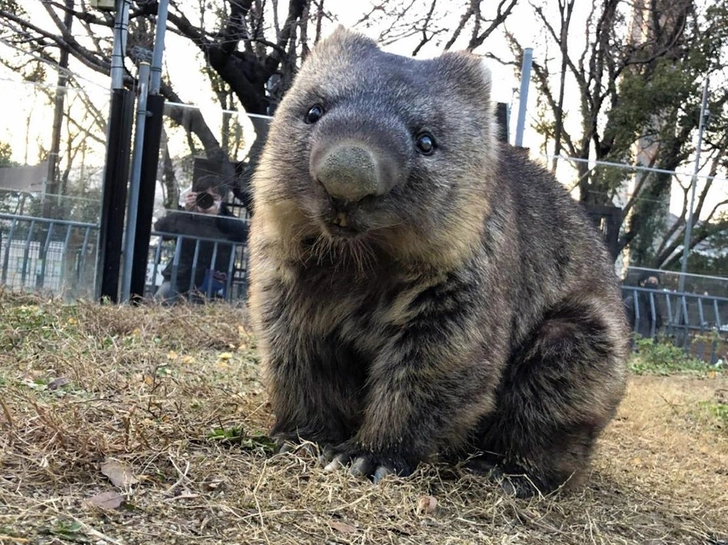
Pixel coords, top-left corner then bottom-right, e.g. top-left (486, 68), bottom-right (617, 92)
top-left (47, 377), bottom-right (70, 390)
top-left (100, 459), bottom-right (139, 488)
top-left (416, 495), bottom-right (438, 515)
top-left (328, 521), bottom-right (357, 534)
top-left (0, 534), bottom-right (28, 543)
top-left (87, 491), bottom-right (124, 510)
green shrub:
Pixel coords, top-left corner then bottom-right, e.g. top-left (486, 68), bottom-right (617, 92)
top-left (629, 337), bottom-right (713, 376)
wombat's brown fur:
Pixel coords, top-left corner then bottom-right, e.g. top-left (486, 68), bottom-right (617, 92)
top-left (248, 26), bottom-right (629, 497)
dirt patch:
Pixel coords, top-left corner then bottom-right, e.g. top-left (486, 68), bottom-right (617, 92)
top-left (0, 292), bottom-right (726, 544)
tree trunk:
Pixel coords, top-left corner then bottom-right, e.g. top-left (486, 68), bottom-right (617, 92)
top-left (551, 0), bottom-right (575, 173)
top-left (44, 0), bottom-right (73, 219)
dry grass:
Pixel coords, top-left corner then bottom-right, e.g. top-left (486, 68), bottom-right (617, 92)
top-left (0, 290), bottom-right (726, 545)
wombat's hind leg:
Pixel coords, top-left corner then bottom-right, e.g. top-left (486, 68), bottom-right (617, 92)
top-left (475, 298), bottom-right (626, 498)
top-left (462, 445), bottom-right (585, 498)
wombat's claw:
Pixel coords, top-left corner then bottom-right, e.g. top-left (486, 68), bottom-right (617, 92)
top-left (272, 433), bottom-right (323, 457)
top-left (320, 447), bottom-right (412, 483)
top-left (279, 442), bottom-right (320, 457)
top-left (349, 458), bottom-right (394, 483)
top-left (462, 456), bottom-right (542, 498)
top-left (372, 465), bottom-right (392, 484)
top-left (273, 437), bottom-right (300, 453)
top-left (349, 455), bottom-right (377, 478)
top-left (322, 452), bottom-right (348, 472)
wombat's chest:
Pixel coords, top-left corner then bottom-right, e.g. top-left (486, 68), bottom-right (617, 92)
top-left (286, 266), bottom-right (421, 341)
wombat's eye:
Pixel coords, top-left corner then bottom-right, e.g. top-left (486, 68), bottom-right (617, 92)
top-left (415, 132), bottom-right (435, 155)
top-left (305, 104), bottom-right (325, 124)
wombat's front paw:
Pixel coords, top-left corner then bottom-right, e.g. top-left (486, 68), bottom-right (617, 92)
top-left (320, 442), bottom-right (416, 484)
top-left (271, 428), bottom-right (335, 457)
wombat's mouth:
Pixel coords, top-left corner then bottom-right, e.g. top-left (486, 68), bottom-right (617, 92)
top-left (320, 204), bottom-right (368, 238)
top-left (324, 221), bottom-right (363, 239)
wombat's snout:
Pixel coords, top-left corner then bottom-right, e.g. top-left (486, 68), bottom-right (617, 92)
top-left (311, 137), bottom-right (408, 205)
top-left (314, 145), bottom-right (380, 203)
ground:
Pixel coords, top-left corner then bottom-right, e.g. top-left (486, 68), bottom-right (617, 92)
top-left (0, 292), bottom-right (726, 545)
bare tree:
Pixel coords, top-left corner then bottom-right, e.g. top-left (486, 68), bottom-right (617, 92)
top-left (0, 1), bottom-right (323, 204)
top-left (353, 0), bottom-right (517, 57)
top-left (498, 0), bottom-right (728, 268)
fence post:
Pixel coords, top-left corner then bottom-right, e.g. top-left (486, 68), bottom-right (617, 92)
top-left (678, 76), bottom-right (710, 293)
top-left (121, 60), bottom-right (151, 302)
top-left (514, 47), bottom-right (533, 148)
top-left (129, 0), bottom-right (170, 303)
top-left (95, 0), bottom-right (133, 303)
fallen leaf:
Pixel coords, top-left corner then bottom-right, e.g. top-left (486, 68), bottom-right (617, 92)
top-left (204, 479), bottom-right (225, 490)
top-left (416, 495), bottom-right (438, 514)
top-left (100, 459), bottom-right (139, 488)
top-left (48, 520), bottom-right (87, 542)
top-left (48, 377), bottom-right (70, 390)
top-left (87, 491), bottom-right (124, 510)
top-left (329, 521), bottom-right (357, 534)
top-left (218, 352), bottom-right (234, 360)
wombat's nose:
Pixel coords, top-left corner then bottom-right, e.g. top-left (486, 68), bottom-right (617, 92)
top-left (313, 145), bottom-right (383, 203)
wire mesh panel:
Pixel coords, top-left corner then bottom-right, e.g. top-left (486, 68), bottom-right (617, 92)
top-left (0, 213), bottom-right (98, 299)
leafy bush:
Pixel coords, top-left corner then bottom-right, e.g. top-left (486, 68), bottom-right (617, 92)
top-left (629, 337), bottom-right (713, 376)
top-left (699, 400), bottom-right (728, 431)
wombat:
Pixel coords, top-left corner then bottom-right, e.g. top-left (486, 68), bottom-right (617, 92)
top-left (247, 26), bottom-right (629, 497)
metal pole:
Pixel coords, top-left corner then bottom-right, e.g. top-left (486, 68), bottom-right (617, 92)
top-left (514, 47), bottom-right (533, 148)
top-left (678, 76), bottom-right (710, 293)
top-left (130, 93), bottom-right (166, 302)
top-left (96, 89), bottom-right (134, 303)
top-left (129, 0), bottom-right (170, 303)
top-left (110, 0), bottom-right (130, 90)
top-left (149, 0), bottom-right (169, 95)
top-left (95, 0), bottom-right (134, 302)
top-left (121, 61), bottom-right (151, 302)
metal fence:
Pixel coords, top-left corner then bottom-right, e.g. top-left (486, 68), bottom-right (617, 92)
top-left (621, 285), bottom-right (728, 364)
top-left (0, 212), bottom-right (98, 298)
top-left (0, 212), bottom-right (250, 304)
top-left (2, 210), bottom-right (728, 361)
top-left (624, 266), bottom-right (728, 298)
top-left (145, 228), bottom-right (250, 304)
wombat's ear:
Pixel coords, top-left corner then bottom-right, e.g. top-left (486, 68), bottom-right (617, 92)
top-left (435, 51), bottom-right (492, 106)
